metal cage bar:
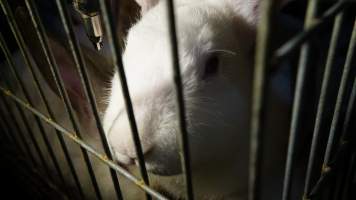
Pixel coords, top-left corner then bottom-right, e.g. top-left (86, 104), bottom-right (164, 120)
top-left (2, 1), bottom-right (87, 197)
top-left (0, 86), bottom-right (168, 200)
top-left (23, 0), bottom-right (103, 199)
top-left (249, 1), bottom-right (279, 200)
top-left (0, 32), bottom-right (54, 180)
top-left (340, 72), bottom-right (356, 144)
top-left (0, 98), bottom-right (27, 156)
top-left (281, 1), bottom-right (319, 200)
top-left (166, 0), bottom-right (194, 199)
top-left (298, 1), bottom-right (320, 198)
top-left (97, 1), bottom-right (151, 198)
top-left (0, 92), bottom-right (37, 166)
top-left (53, 0), bottom-right (123, 199)
top-left (0, 0), bottom-right (70, 191)
top-left (0, 0), bottom-right (354, 199)
top-left (310, 2), bottom-right (345, 172)
top-left (273, 1), bottom-right (347, 64)
top-left (323, 19), bottom-right (356, 165)
top-left (305, 20), bottom-right (356, 199)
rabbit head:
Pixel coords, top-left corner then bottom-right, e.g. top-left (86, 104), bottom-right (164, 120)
top-left (104, 0), bottom-right (265, 176)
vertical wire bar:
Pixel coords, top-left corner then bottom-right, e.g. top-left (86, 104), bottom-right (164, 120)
top-left (334, 66), bottom-right (356, 200)
top-left (0, 86), bottom-right (168, 200)
top-left (279, 1), bottom-right (319, 199)
top-left (340, 75), bottom-right (356, 143)
top-left (300, 1), bottom-right (320, 197)
top-left (310, 8), bottom-right (344, 165)
top-left (0, 32), bottom-right (53, 179)
top-left (249, 1), bottom-right (278, 200)
top-left (166, 1), bottom-right (194, 199)
top-left (54, 0), bottom-right (123, 199)
top-left (0, 0), bottom-right (69, 189)
top-left (283, 1), bottom-right (343, 200)
top-left (2, 96), bottom-right (52, 177)
top-left (24, 0), bottom-right (103, 199)
top-left (21, 0), bottom-right (85, 198)
top-left (330, 75), bottom-right (356, 200)
top-left (6, 0), bottom-right (86, 197)
top-left (323, 20), bottom-right (356, 165)
top-left (0, 91), bottom-right (37, 166)
top-left (311, 7), bottom-right (345, 167)
top-left (97, 0), bottom-right (151, 196)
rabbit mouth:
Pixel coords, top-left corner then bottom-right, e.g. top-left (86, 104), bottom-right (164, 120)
top-left (140, 145), bottom-right (182, 176)
top-left (147, 165), bottom-right (181, 176)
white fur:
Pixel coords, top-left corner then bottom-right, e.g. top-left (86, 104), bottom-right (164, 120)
top-left (103, 0), bottom-right (295, 199)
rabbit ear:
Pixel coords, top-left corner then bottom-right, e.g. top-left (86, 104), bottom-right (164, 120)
top-left (14, 7), bottom-right (113, 119)
top-left (135, 0), bottom-right (160, 14)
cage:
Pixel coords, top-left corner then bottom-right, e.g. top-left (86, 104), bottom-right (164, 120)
top-left (0, 0), bottom-right (355, 200)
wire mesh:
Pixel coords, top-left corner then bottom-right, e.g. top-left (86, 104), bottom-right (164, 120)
top-left (0, 0), bottom-right (355, 200)
top-left (23, 0), bottom-right (104, 199)
top-left (54, 0), bottom-right (124, 198)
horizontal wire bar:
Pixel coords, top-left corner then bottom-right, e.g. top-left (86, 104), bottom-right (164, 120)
top-left (97, 1), bottom-right (151, 198)
top-left (249, 1), bottom-right (278, 200)
top-left (166, 1), bottom-right (194, 199)
top-left (24, 0), bottom-right (103, 198)
top-left (0, 86), bottom-right (169, 200)
top-left (54, 1), bottom-right (123, 198)
top-left (273, 0), bottom-right (349, 64)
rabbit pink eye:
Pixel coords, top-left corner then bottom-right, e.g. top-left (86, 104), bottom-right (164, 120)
top-left (202, 55), bottom-right (219, 80)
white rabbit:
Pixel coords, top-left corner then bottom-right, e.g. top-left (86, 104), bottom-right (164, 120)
top-left (9, 0), bottom-right (303, 199)
top-left (103, 0), bottom-right (299, 199)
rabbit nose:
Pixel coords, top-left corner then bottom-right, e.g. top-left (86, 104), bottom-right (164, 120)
top-left (114, 139), bottom-right (154, 166)
top-left (108, 106), bottom-right (156, 166)
top-left (125, 136), bottom-right (154, 159)
top-left (115, 152), bottom-right (134, 166)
